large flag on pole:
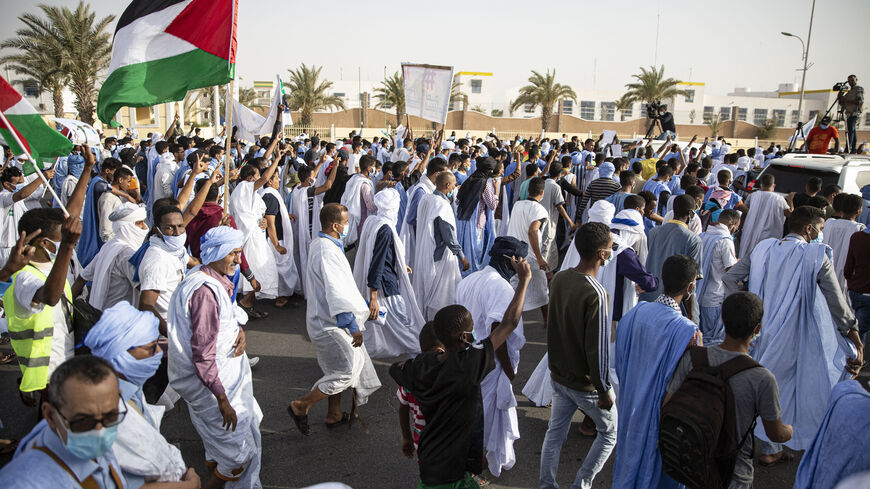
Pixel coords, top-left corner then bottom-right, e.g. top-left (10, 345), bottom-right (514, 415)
top-left (402, 63), bottom-right (454, 125)
top-left (97, 0), bottom-right (238, 126)
top-left (0, 75), bottom-right (73, 174)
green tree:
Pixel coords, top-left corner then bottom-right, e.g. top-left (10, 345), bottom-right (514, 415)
top-left (620, 65), bottom-right (690, 106)
top-left (0, 13), bottom-right (68, 118)
top-left (285, 63), bottom-right (344, 126)
top-left (450, 80), bottom-right (468, 110)
top-left (756, 118), bottom-right (778, 139)
top-left (707, 114), bottom-right (721, 138)
top-left (373, 71), bottom-right (404, 127)
top-left (615, 94), bottom-right (633, 121)
top-left (509, 69), bottom-right (577, 131)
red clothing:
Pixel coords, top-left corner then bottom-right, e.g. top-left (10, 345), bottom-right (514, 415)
top-left (806, 126), bottom-right (839, 154)
top-left (189, 266), bottom-right (237, 398)
top-left (186, 202), bottom-right (250, 271)
top-left (396, 386), bottom-right (425, 450)
top-left (844, 230), bottom-right (870, 293)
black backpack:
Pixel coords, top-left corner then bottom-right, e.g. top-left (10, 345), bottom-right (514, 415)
top-left (659, 347), bottom-right (759, 489)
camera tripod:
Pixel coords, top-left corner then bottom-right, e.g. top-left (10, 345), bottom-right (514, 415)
top-left (644, 117), bottom-right (661, 140)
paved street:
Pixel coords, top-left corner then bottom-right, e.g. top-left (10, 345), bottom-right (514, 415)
top-left (0, 298), bottom-right (837, 488)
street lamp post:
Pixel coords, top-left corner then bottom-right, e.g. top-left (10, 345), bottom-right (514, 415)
top-left (782, 0), bottom-right (816, 124)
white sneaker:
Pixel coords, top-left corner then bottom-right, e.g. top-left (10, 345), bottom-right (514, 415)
top-left (248, 356), bottom-right (260, 368)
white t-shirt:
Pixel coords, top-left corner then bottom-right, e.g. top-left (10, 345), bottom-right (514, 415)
top-left (139, 245), bottom-right (187, 320)
top-left (13, 261), bottom-right (73, 376)
top-left (98, 192), bottom-right (122, 242)
top-left (699, 225), bottom-right (739, 307)
top-left (80, 246), bottom-right (138, 310)
top-left (153, 161), bottom-right (179, 202)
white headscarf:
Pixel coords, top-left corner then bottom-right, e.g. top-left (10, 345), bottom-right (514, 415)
top-left (374, 187), bottom-right (401, 226)
top-left (109, 203), bottom-right (148, 248)
top-left (587, 200), bottom-right (615, 227)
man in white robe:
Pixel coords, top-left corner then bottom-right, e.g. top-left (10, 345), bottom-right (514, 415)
top-left (75, 203), bottom-right (148, 310)
top-left (352, 188), bottom-right (425, 358)
top-left (229, 159), bottom-right (280, 299)
top-left (738, 174), bottom-right (793, 258)
top-left (412, 172), bottom-right (468, 320)
top-left (288, 204), bottom-right (381, 435)
top-left (822, 193), bottom-right (867, 295)
top-left (259, 171), bottom-right (299, 304)
top-left (401, 159), bottom-right (447, 267)
top-left (153, 152), bottom-right (179, 203)
top-left (506, 177), bottom-right (550, 321)
top-left (168, 226), bottom-right (263, 488)
top-left (723, 206), bottom-right (863, 465)
top-left (288, 155), bottom-right (337, 297)
top-left (456, 236), bottom-right (529, 477)
top-left (340, 155), bottom-right (376, 248)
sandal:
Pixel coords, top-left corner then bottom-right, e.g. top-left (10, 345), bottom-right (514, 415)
top-left (0, 333), bottom-right (9, 345)
top-left (287, 405), bottom-right (311, 436)
top-left (0, 439), bottom-right (18, 455)
top-left (0, 352), bottom-right (16, 365)
top-left (242, 305), bottom-right (269, 320)
top-left (274, 297), bottom-right (289, 308)
top-left (472, 474), bottom-right (490, 487)
top-left (325, 412), bottom-right (350, 429)
top-left (759, 451), bottom-right (795, 467)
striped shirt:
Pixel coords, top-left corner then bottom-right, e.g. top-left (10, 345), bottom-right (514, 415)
top-left (396, 386), bottom-right (425, 449)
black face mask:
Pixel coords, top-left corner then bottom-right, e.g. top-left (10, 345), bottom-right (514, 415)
top-left (489, 255), bottom-right (517, 281)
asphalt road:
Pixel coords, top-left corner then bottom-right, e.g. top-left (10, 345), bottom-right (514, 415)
top-left (0, 297), bottom-right (841, 489)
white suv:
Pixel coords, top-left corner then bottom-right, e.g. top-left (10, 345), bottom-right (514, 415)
top-left (754, 153), bottom-right (870, 195)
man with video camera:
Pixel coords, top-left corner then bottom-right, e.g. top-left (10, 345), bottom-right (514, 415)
top-left (836, 75), bottom-right (863, 153)
top-left (648, 102), bottom-right (676, 140)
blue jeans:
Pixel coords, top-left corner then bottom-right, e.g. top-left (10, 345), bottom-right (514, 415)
top-left (849, 290), bottom-right (870, 342)
top-left (540, 381), bottom-right (617, 489)
top-left (846, 114), bottom-right (859, 152)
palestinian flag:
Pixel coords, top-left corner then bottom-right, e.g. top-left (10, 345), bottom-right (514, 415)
top-left (97, 0), bottom-right (238, 126)
top-left (0, 75), bottom-right (73, 174)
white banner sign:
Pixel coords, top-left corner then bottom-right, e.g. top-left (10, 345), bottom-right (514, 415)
top-left (402, 63), bottom-right (454, 124)
top-left (51, 118), bottom-right (102, 146)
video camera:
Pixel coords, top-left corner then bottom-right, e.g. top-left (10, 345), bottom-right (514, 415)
top-left (646, 100), bottom-right (663, 119)
top-left (833, 81), bottom-right (849, 92)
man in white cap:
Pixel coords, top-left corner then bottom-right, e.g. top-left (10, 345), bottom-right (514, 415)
top-left (352, 188), bottom-right (425, 358)
top-left (438, 140), bottom-right (455, 161)
top-left (84, 302), bottom-right (198, 488)
top-left (288, 203), bottom-right (381, 435)
top-left (168, 226), bottom-right (263, 488)
top-left (73, 203), bottom-right (148, 310)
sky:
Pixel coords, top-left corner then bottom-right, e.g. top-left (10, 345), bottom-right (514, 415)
top-left (2, 0), bottom-right (869, 100)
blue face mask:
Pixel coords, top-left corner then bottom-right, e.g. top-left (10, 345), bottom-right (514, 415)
top-left (446, 190), bottom-right (455, 199)
top-left (61, 420), bottom-right (119, 460)
top-left (339, 223), bottom-right (349, 240)
top-left (460, 329), bottom-right (477, 347)
top-left (114, 350), bottom-right (162, 387)
top-left (811, 231), bottom-right (824, 243)
top-left (161, 231), bottom-right (187, 251)
top-left (13, 182), bottom-right (26, 192)
top-left (44, 239), bottom-right (60, 262)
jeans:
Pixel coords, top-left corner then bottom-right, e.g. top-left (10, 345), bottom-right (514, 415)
top-left (846, 114), bottom-right (859, 152)
top-left (761, 440), bottom-right (782, 455)
top-left (849, 290), bottom-right (870, 343)
top-left (540, 381), bottom-right (617, 489)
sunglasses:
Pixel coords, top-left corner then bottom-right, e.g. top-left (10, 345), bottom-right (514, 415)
top-left (54, 400), bottom-right (128, 433)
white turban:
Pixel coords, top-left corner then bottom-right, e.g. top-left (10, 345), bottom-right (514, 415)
top-left (442, 141), bottom-right (455, 151)
top-left (151, 132), bottom-right (163, 144)
top-left (199, 226), bottom-right (244, 265)
top-left (374, 188), bottom-right (401, 225)
top-left (109, 203), bottom-right (148, 247)
top-left (159, 152), bottom-right (176, 165)
top-left (587, 200), bottom-right (615, 227)
top-left (83, 301), bottom-right (159, 375)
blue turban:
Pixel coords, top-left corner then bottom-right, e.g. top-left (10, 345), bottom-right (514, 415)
top-left (83, 301), bottom-right (160, 383)
top-left (67, 154), bottom-right (85, 179)
top-left (199, 226), bottom-right (244, 265)
top-left (598, 161), bottom-right (616, 180)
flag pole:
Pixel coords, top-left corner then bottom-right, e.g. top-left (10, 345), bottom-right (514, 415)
top-left (224, 79), bottom-right (234, 211)
top-left (0, 110), bottom-right (69, 217)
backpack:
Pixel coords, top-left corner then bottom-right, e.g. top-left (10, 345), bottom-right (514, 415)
top-left (659, 346), bottom-right (760, 489)
top-left (698, 199), bottom-right (723, 232)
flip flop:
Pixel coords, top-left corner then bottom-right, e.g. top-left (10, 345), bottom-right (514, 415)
top-left (242, 305), bottom-right (269, 320)
top-left (325, 412), bottom-right (350, 429)
top-left (286, 405), bottom-right (311, 436)
top-left (0, 352), bottom-right (16, 365)
top-left (759, 451), bottom-right (795, 467)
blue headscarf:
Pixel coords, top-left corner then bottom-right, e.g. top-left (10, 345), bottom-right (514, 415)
top-left (200, 226), bottom-right (244, 265)
top-left (66, 154), bottom-right (85, 179)
top-left (83, 301), bottom-right (161, 386)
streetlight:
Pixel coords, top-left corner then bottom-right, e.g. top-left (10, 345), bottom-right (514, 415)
top-left (781, 0), bottom-right (816, 126)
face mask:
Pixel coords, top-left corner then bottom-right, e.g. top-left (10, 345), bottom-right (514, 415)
top-left (59, 417), bottom-right (119, 460)
top-left (460, 329), bottom-right (477, 347)
top-left (129, 225), bottom-right (149, 244)
top-left (602, 250), bottom-right (614, 267)
top-left (13, 182), bottom-right (25, 192)
top-left (446, 190), bottom-right (455, 199)
top-left (114, 350), bottom-right (162, 387)
top-left (339, 224), bottom-right (349, 240)
top-left (44, 239), bottom-right (60, 261)
top-left (819, 124), bottom-right (829, 130)
top-left (161, 231), bottom-right (187, 251)
top-left (811, 231), bottom-right (823, 243)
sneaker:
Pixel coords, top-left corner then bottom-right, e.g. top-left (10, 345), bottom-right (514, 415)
top-left (248, 356), bottom-right (260, 368)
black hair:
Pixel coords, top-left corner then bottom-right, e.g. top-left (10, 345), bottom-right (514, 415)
top-left (717, 209), bottom-right (741, 226)
top-left (821, 184), bottom-right (841, 199)
top-left (805, 196), bottom-right (829, 210)
top-left (113, 166), bottom-right (133, 183)
top-left (155, 140), bottom-right (169, 153)
top-left (100, 157), bottom-right (121, 173)
top-left (239, 165), bottom-right (258, 181)
top-left (788, 206), bottom-right (825, 234)
top-left (672, 194), bottom-right (696, 220)
top-left (1, 166), bottom-right (22, 184)
top-left (433, 304), bottom-right (473, 345)
top-left (169, 143), bottom-right (182, 154)
top-left (619, 170), bottom-right (635, 187)
top-left (759, 173), bottom-right (775, 188)
top-left (153, 197), bottom-right (179, 210)
top-left (19, 207), bottom-right (64, 240)
top-left (418, 321), bottom-right (443, 352)
top-left (680, 175), bottom-right (697, 190)
top-left (837, 193), bottom-right (863, 216)
top-left (297, 165), bottom-right (313, 182)
top-left (685, 185), bottom-right (706, 201)
top-left (195, 177), bottom-right (220, 202)
top-left (721, 292), bottom-right (764, 340)
top-left (806, 176), bottom-right (823, 194)
top-left (208, 145), bottom-right (224, 158)
top-left (427, 158), bottom-right (448, 176)
top-left (320, 202), bottom-right (346, 230)
top-left (153, 204), bottom-right (182, 228)
top-left (49, 355), bottom-right (117, 408)
top-left (527, 176), bottom-right (545, 197)
top-left (548, 162), bottom-right (562, 179)
top-left (632, 161), bottom-right (643, 174)
top-left (661, 254), bottom-right (697, 295)
top-left (638, 189), bottom-right (657, 206)
top-left (359, 154), bottom-right (375, 172)
top-left (575, 222), bottom-right (611, 260)
top-left (525, 163), bottom-right (539, 177)
top-left (717, 169), bottom-right (732, 185)
top-left (393, 162), bottom-right (409, 177)
top-left (624, 194), bottom-right (645, 211)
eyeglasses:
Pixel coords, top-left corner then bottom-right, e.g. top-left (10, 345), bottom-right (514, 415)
top-left (54, 400), bottom-right (128, 433)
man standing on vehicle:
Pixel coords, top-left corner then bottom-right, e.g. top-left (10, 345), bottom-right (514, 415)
top-left (837, 75), bottom-right (863, 153)
top-left (802, 116), bottom-right (840, 154)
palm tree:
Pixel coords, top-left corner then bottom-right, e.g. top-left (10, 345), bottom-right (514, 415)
top-left (614, 94), bottom-right (633, 121)
top-left (1, 9), bottom-right (69, 117)
top-left (450, 80), bottom-right (468, 110)
top-left (621, 65), bottom-right (690, 106)
top-left (373, 71), bottom-right (404, 126)
top-left (285, 63), bottom-right (344, 126)
top-left (509, 69), bottom-right (577, 131)
top-left (707, 114), bottom-right (721, 138)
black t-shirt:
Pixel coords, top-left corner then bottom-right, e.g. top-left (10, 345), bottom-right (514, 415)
top-left (389, 339), bottom-right (495, 485)
top-left (261, 192), bottom-right (282, 237)
top-left (659, 111), bottom-right (676, 133)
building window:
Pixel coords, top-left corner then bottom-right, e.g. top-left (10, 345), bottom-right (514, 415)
top-left (737, 108), bottom-right (747, 121)
top-left (791, 110), bottom-right (800, 125)
top-left (135, 106), bottom-right (156, 125)
top-left (333, 92), bottom-right (345, 98)
top-left (600, 102), bottom-right (615, 121)
top-left (621, 105), bottom-right (633, 121)
top-left (684, 89), bottom-right (695, 103)
top-left (753, 108), bottom-right (768, 126)
top-left (719, 107), bottom-right (730, 121)
top-left (639, 103), bottom-right (648, 118)
top-left (23, 83), bottom-right (39, 97)
top-left (524, 103), bottom-right (535, 113)
top-left (561, 99), bottom-right (573, 115)
top-left (772, 109), bottom-right (786, 127)
top-left (809, 110), bottom-right (819, 120)
top-left (865, 113), bottom-right (870, 126)
top-left (470, 79), bottom-right (482, 94)
top-left (703, 106), bottom-right (714, 124)
top-left (580, 101), bottom-right (595, 119)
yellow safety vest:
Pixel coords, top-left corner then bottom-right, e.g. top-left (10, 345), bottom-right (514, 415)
top-left (3, 264), bottom-right (72, 392)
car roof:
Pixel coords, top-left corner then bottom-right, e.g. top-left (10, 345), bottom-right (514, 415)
top-left (769, 153), bottom-right (870, 173)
